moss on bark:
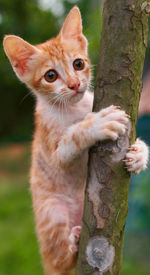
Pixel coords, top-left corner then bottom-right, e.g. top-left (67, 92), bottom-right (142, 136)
top-left (76, 1), bottom-right (149, 274)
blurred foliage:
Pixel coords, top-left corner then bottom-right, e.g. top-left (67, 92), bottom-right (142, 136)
top-left (0, 0), bottom-right (59, 143)
top-left (0, 0), bottom-right (102, 143)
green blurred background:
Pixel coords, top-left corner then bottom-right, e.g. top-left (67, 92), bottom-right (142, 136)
top-left (0, 0), bottom-right (150, 274)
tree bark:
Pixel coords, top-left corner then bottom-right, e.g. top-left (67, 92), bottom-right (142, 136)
top-left (76, 1), bottom-right (149, 274)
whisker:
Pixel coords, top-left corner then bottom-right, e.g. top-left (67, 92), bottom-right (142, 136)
top-left (48, 94), bottom-right (61, 113)
top-left (63, 96), bottom-right (68, 118)
top-left (19, 91), bottom-right (31, 105)
top-left (91, 64), bottom-right (97, 68)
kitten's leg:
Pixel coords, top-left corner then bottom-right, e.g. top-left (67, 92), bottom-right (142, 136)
top-left (125, 138), bottom-right (149, 174)
top-left (33, 197), bottom-right (80, 275)
top-left (69, 226), bottom-right (82, 253)
top-left (55, 105), bottom-right (128, 167)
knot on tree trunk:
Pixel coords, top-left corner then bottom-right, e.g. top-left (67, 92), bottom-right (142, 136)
top-left (86, 237), bottom-right (115, 274)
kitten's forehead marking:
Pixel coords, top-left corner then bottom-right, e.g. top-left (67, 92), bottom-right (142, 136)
top-left (36, 39), bottom-right (90, 90)
top-left (42, 51), bottom-right (78, 81)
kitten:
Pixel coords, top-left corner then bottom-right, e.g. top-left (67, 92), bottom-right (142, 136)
top-left (3, 6), bottom-right (149, 275)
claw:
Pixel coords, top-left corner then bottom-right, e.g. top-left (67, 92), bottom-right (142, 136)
top-left (126, 157), bottom-right (133, 162)
top-left (69, 244), bottom-right (78, 253)
top-left (131, 147), bottom-right (138, 152)
top-left (115, 106), bottom-right (121, 109)
top-left (126, 165), bottom-right (132, 169)
top-left (133, 170), bottom-right (138, 175)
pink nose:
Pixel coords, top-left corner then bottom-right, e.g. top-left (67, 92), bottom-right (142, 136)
top-left (68, 81), bottom-right (80, 90)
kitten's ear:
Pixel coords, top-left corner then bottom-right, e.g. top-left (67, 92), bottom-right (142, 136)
top-left (3, 35), bottom-right (40, 81)
top-left (59, 6), bottom-right (88, 53)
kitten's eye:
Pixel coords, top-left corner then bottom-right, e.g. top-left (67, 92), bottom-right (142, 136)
top-left (73, 59), bottom-right (85, 71)
top-left (44, 70), bottom-right (58, 83)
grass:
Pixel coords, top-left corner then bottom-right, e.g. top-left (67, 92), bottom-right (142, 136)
top-left (0, 144), bottom-right (42, 275)
top-left (0, 143), bottom-right (150, 275)
top-left (122, 234), bottom-right (150, 275)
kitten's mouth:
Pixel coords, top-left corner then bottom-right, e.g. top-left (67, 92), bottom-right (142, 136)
top-left (72, 90), bottom-right (84, 97)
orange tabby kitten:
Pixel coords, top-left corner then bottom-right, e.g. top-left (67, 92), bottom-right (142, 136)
top-left (3, 6), bottom-right (149, 275)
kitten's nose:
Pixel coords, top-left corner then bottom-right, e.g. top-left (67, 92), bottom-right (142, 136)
top-left (68, 81), bottom-right (80, 91)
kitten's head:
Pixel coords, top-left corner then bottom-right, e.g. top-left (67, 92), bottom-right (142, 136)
top-left (3, 6), bottom-right (91, 105)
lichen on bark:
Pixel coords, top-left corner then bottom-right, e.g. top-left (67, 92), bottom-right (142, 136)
top-left (76, 1), bottom-right (149, 274)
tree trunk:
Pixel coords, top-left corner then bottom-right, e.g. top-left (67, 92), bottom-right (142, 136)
top-left (76, 1), bottom-right (149, 274)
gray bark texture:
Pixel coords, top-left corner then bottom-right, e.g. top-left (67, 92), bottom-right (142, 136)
top-left (76, 1), bottom-right (149, 274)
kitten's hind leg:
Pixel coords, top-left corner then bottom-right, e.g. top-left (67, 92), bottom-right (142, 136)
top-left (125, 138), bottom-right (149, 174)
top-left (33, 197), bottom-right (78, 275)
top-left (69, 226), bottom-right (81, 253)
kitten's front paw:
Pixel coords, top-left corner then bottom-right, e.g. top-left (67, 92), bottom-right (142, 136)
top-left (69, 226), bottom-right (81, 253)
top-left (91, 105), bottom-right (129, 141)
top-left (125, 138), bottom-right (149, 174)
